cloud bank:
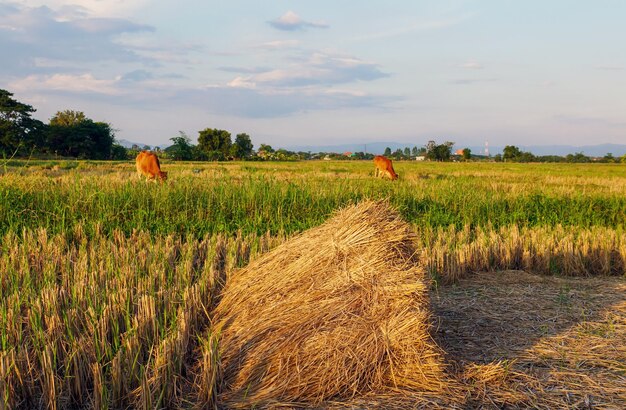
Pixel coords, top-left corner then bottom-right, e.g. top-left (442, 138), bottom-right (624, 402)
top-left (268, 11), bottom-right (328, 31)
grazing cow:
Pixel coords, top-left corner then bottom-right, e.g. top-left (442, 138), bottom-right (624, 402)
top-left (373, 155), bottom-right (398, 180)
top-left (136, 151), bottom-right (167, 182)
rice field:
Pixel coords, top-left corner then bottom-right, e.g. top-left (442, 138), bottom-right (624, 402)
top-left (0, 159), bottom-right (625, 408)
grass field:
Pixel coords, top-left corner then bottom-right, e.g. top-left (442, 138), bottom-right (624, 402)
top-left (1, 159), bottom-right (625, 408)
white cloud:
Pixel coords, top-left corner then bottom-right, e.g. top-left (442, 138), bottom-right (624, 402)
top-left (459, 61), bottom-right (483, 69)
top-left (175, 85), bottom-right (398, 118)
top-left (227, 77), bottom-right (256, 89)
top-left (10, 73), bottom-right (123, 95)
top-left (18, 0), bottom-right (150, 18)
top-left (0, 3), bottom-right (155, 76)
top-left (255, 40), bottom-right (300, 50)
top-left (231, 51), bottom-right (389, 88)
top-left (268, 11), bottom-right (328, 31)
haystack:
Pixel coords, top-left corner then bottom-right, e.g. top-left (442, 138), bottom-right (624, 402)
top-left (212, 200), bottom-right (449, 408)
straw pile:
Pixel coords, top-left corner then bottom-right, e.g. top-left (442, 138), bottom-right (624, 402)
top-left (211, 200), bottom-right (449, 408)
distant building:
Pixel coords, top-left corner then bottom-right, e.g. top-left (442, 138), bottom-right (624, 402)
top-left (415, 155), bottom-right (426, 161)
top-left (454, 149), bottom-right (465, 156)
top-left (343, 151), bottom-right (352, 157)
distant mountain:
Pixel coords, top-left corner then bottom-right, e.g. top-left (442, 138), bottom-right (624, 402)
top-left (283, 142), bottom-right (626, 157)
top-left (116, 139), bottom-right (146, 149)
top-left (116, 139), bottom-right (169, 150)
top-left (516, 143), bottom-right (626, 157)
top-left (284, 142), bottom-right (419, 155)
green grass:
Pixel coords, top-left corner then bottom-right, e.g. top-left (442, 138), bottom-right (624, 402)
top-left (1, 160), bottom-right (624, 238)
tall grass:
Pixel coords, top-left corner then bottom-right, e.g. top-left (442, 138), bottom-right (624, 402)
top-left (1, 161), bottom-right (624, 237)
top-left (0, 226), bottom-right (287, 408)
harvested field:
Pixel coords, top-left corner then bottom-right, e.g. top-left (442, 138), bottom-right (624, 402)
top-left (433, 271), bottom-right (626, 409)
top-left (1, 160), bottom-right (625, 408)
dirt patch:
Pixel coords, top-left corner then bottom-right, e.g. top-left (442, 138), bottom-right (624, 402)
top-left (433, 270), bottom-right (626, 408)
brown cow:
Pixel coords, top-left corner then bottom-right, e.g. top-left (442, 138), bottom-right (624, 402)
top-left (136, 151), bottom-right (168, 182)
top-left (373, 155), bottom-right (398, 180)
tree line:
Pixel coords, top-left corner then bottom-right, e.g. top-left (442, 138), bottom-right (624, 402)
top-left (3, 88), bottom-right (624, 163)
top-left (497, 145), bottom-right (625, 163)
top-left (0, 89), bottom-right (260, 161)
top-left (1, 89), bottom-right (115, 159)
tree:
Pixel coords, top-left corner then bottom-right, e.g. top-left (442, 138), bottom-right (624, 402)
top-left (517, 151), bottom-right (536, 163)
top-left (49, 110), bottom-right (86, 127)
top-left (426, 140), bottom-right (436, 154)
top-left (257, 144), bottom-right (274, 159)
top-left (403, 147), bottom-right (411, 157)
top-left (565, 152), bottom-right (590, 163)
top-left (602, 153), bottom-right (615, 163)
top-left (165, 132), bottom-right (194, 160)
top-left (462, 148), bottom-right (471, 161)
top-left (110, 144), bottom-right (128, 160)
top-left (411, 146), bottom-right (418, 156)
top-left (502, 145), bottom-right (522, 162)
top-left (47, 111), bottom-right (114, 159)
top-left (383, 147), bottom-right (391, 156)
top-left (426, 141), bottom-right (454, 161)
top-left (392, 148), bottom-right (404, 159)
top-left (230, 133), bottom-right (254, 159)
top-left (197, 128), bottom-right (231, 161)
top-left (0, 89), bottom-right (46, 156)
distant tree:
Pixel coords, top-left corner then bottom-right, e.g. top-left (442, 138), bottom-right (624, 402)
top-left (427, 141), bottom-right (454, 161)
top-left (462, 148), bottom-right (471, 161)
top-left (165, 132), bottom-right (194, 160)
top-left (110, 143), bottom-right (128, 160)
top-left (602, 153), bottom-right (615, 163)
top-left (257, 143), bottom-right (275, 159)
top-left (383, 147), bottom-right (392, 156)
top-left (142, 145), bottom-right (151, 151)
top-left (231, 133), bottom-right (254, 159)
top-left (403, 147), bottom-right (411, 157)
top-left (565, 152), bottom-right (590, 163)
top-left (392, 148), bottom-right (404, 159)
top-left (47, 110), bottom-right (114, 159)
top-left (191, 145), bottom-right (208, 161)
top-left (411, 146), bottom-right (418, 156)
top-left (426, 140), bottom-right (436, 154)
top-left (502, 145), bottom-right (522, 161)
top-left (49, 110), bottom-right (86, 127)
top-left (536, 155), bottom-right (565, 163)
top-left (494, 154), bottom-right (503, 162)
top-left (0, 89), bottom-right (46, 156)
top-left (621, 154), bottom-right (626, 164)
top-left (198, 128), bottom-right (231, 161)
top-left (517, 151), bottom-right (536, 163)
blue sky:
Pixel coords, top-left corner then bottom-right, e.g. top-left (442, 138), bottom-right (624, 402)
top-left (1, 0), bottom-right (625, 149)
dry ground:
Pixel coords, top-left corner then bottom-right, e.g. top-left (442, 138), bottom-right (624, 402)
top-left (431, 270), bottom-right (626, 409)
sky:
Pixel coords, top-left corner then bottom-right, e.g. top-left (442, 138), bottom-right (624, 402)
top-left (1, 0), bottom-right (626, 150)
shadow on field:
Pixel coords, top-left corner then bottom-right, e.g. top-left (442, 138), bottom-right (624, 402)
top-left (432, 270), bottom-right (626, 408)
